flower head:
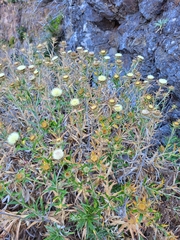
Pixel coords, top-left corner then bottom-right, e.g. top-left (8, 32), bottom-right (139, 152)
top-left (159, 78), bottom-right (167, 85)
top-left (115, 53), bottom-right (122, 58)
top-left (51, 88), bottom-right (63, 97)
top-left (70, 98), bottom-right (80, 107)
top-left (113, 104), bottom-right (123, 112)
top-left (17, 65), bottom-right (26, 72)
top-left (52, 148), bottom-right (64, 160)
top-left (104, 56), bottom-right (110, 61)
top-left (141, 109), bottom-right (150, 116)
top-left (137, 55), bottom-right (144, 61)
top-left (0, 73), bottom-right (5, 79)
top-left (98, 75), bottom-right (107, 82)
top-left (7, 132), bottom-right (20, 145)
top-left (147, 75), bottom-right (154, 80)
top-left (52, 56), bottom-right (58, 62)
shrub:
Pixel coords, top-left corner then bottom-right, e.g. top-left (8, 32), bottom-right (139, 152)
top-left (0, 42), bottom-right (179, 239)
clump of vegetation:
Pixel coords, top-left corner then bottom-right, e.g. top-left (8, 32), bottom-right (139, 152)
top-left (155, 18), bottom-right (168, 33)
top-left (45, 15), bottom-right (63, 37)
top-left (17, 25), bottom-right (27, 43)
top-left (0, 41), bottom-right (179, 239)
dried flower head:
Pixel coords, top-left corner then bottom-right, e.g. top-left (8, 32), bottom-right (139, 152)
top-left (51, 88), bottom-right (63, 97)
top-left (89, 51), bottom-right (94, 57)
top-left (63, 75), bottom-right (69, 81)
top-left (64, 171), bottom-right (71, 178)
top-left (41, 161), bottom-right (51, 171)
top-left (52, 148), bottom-right (64, 160)
top-left (28, 65), bottom-right (35, 71)
top-left (100, 50), bottom-right (106, 56)
top-left (146, 94), bottom-right (152, 100)
top-left (34, 69), bottom-right (39, 75)
top-left (15, 172), bottom-right (25, 182)
top-left (90, 104), bottom-right (97, 111)
top-left (172, 121), bottom-right (179, 128)
top-left (70, 98), bottom-right (80, 107)
top-left (113, 74), bottom-right (119, 80)
top-left (109, 99), bottom-right (116, 106)
top-left (7, 132), bottom-right (20, 145)
top-left (41, 120), bottom-right (49, 129)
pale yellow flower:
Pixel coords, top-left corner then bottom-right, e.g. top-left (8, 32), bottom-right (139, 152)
top-left (70, 98), bottom-right (80, 107)
top-left (51, 88), bottom-right (63, 97)
top-left (159, 78), bottom-right (167, 85)
top-left (7, 132), bottom-right (20, 145)
top-left (98, 75), bottom-right (107, 82)
top-left (147, 75), bottom-right (154, 80)
top-left (17, 65), bottom-right (26, 72)
top-left (141, 109), bottom-right (150, 115)
top-left (52, 148), bottom-right (64, 160)
top-left (113, 104), bottom-right (123, 112)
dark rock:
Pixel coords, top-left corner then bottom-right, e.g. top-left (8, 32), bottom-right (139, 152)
top-left (139, 0), bottom-right (165, 20)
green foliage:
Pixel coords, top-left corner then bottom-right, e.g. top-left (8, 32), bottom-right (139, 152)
top-left (44, 224), bottom-right (73, 240)
top-left (8, 36), bottom-right (16, 47)
top-left (46, 15), bottom-right (63, 37)
top-left (155, 18), bottom-right (168, 33)
top-left (17, 25), bottom-right (27, 42)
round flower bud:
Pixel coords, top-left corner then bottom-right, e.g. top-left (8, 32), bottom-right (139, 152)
top-left (51, 88), bottom-right (63, 97)
top-left (100, 50), bottom-right (106, 56)
top-left (90, 104), bottom-right (97, 111)
top-left (63, 75), bottom-right (69, 81)
top-left (109, 99), bottom-right (116, 106)
top-left (52, 148), bottom-right (64, 160)
top-left (7, 132), bottom-right (20, 145)
top-left (34, 69), bottom-right (39, 75)
top-left (28, 65), bottom-right (35, 71)
top-left (89, 51), bottom-right (94, 57)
